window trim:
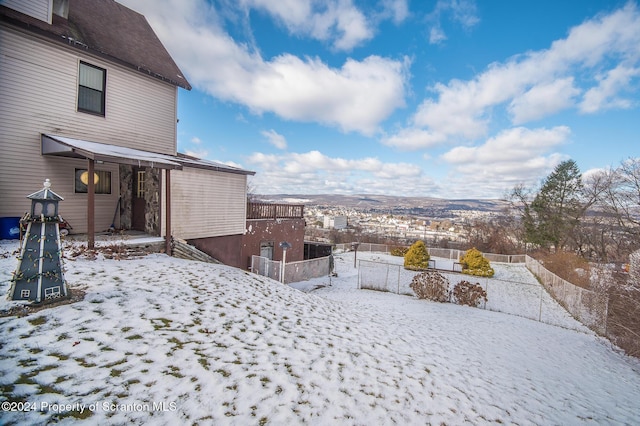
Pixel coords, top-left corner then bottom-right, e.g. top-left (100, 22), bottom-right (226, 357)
top-left (77, 61), bottom-right (106, 116)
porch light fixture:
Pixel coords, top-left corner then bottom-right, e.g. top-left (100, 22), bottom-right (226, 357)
top-left (80, 170), bottom-right (99, 185)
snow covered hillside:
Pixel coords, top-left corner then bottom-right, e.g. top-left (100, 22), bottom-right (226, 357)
top-left (1, 241), bottom-right (639, 425)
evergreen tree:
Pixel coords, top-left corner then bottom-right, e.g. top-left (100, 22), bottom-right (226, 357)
top-left (522, 160), bottom-right (585, 250)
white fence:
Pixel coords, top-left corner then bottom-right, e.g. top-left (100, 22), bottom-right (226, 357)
top-left (251, 255), bottom-right (281, 282)
top-left (251, 255), bottom-right (332, 284)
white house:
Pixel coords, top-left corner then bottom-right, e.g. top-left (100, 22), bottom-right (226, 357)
top-left (0, 0), bottom-right (255, 261)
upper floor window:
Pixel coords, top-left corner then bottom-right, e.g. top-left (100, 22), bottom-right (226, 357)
top-left (78, 62), bottom-right (106, 115)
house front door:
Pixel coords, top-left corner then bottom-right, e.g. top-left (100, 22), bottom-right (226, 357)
top-left (132, 167), bottom-right (146, 231)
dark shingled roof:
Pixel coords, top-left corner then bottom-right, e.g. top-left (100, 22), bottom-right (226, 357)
top-left (0, 0), bottom-right (191, 90)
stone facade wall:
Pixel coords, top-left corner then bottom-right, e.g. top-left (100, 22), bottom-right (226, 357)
top-left (144, 168), bottom-right (161, 235)
top-left (119, 165), bottom-right (132, 230)
top-left (118, 165), bottom-right (160, 235)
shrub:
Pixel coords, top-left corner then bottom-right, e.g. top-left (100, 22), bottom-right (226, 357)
top-left (452, 280), bottom-right (487, 307)
top-left (459, 247), bottom-right (494, 277)
top-left (404, 240), bottom-right (430, 270)
top-left (390, 246), bottom-right (409, 257)
top-left (410, 270), bottom-right (449, 302)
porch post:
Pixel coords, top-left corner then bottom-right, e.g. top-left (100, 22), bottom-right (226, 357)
top-left (165, 169), bottom-right (172, 256)
top-left (87, 158), bottom-right (95, 249)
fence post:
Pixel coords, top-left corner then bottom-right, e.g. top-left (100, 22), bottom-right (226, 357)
top-left (538, 286), bottom-right (543, 322)
top-left (484, 280), bottom-right (489, 309)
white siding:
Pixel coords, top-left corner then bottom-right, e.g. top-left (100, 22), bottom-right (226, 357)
top-left (168, 168), bottom-right (248, 240)
top-left (0, 0), bottom-right (52, 23)
top-left (0, 25), bottom-right (178, 233)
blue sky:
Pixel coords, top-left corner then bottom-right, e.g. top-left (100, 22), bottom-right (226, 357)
top-left (120, 0), bottom-right (639, 199)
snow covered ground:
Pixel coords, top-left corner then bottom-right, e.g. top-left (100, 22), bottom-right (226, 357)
top-left (1, 241), bottom-right (639, 425)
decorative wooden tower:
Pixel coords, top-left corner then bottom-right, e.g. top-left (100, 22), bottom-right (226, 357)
top-left (9, 179), bottom-right (68, 302)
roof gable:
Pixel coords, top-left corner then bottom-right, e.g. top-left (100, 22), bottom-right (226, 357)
top-left (0, 0), bottom-right (191, 90)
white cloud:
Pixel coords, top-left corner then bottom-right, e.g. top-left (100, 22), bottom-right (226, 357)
top-left (183, 149), bottom-right (209, 159)
top-left (381, 128), bottom-right (446, 150)
top-left (385, 2), bottom-right (640, 151)
top-left (509, 78), bottom-right (581, 124)
top-left (580, 65), bottom-right (640, 113)
top-left (439, 126), bottom-right (571, 196)
top-left (429, 26), bottom-right (447, 45)
top-left (190, 136), bottom-right (202, 144)
top-left (261, 129), bottom-right (288, 150)
top-left (246, 150), bottom-right (427, 195)
top-left (119, 0), bottom-right (409, 136)
top-left (241, 0), bottom-right (374, 51)
top-left (380, 0), bottom-right (409, 25)
top-left (427, 0), bottom-right (479, 45)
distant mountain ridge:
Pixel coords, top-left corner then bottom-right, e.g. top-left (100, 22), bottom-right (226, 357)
top-left (255, 194), bottom-right (510, 214)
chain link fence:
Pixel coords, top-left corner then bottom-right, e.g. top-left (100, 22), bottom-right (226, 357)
top-left (251, 255), bottom-right (332, 284)
top-left (358, 259), bottom-right (586, 330)
top-left (251, 255), bottom-right (281, 282)
top-left (334, 243), bottom-right (525, 263)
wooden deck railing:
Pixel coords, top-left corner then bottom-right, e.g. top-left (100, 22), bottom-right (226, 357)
top-left (247, 202), bottom-right (304, 220)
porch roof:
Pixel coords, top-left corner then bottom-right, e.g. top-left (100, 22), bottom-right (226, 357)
top-left (41, 134), bottom-right (255, 175)
top-left (42, 134), bottom-right (183, 170)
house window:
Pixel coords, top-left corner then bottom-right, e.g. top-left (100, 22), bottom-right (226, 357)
top-left (75, 169), bottom-right (111, 194)
top-left (78, 62), bottom-right (106, 115)
top-left (21, 290), bottom-right (30, 298)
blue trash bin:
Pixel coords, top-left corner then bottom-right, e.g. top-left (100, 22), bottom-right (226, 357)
top-left (0, 217), bottom-right (21, 239)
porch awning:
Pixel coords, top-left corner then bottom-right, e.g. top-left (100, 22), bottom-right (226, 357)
top-left (41, 134), bottom-right (183, 169)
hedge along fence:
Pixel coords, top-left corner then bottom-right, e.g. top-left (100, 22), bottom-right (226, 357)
top-left (334, 243), bottom-right (526, 264)
top-left (357, 259), bottom-right (584, 330)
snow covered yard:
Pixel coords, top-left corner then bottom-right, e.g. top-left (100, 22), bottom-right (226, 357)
top-left (1, 242), bottom-right (640, 425)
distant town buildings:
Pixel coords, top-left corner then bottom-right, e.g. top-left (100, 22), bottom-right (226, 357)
top-left (323, 215), bottom-right (347, 229)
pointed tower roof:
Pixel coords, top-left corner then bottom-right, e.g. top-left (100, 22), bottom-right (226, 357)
top-left (27, 179), bottom-right (64, 202)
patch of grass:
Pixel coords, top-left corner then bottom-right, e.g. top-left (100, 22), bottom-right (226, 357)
top-left (121, 326), bottom-right (133, 333)
top-left (152, 317), bottom-right (172, 330)
top-left (52, 408), bottom-right (94, 421)
top-left (105, 358), bottom-right (127, 368)
top-left (54, 375), bottom-right (70, 384)
top-left (18, 358), bottom-right (38, 368)
top-left (168, 336), bottom-right (185, 350)
top-left (125, 334), bottom-right (143, 340)
top-left (29, 347), bottom-right (44, 354)
top-left (28, 316), bottom-right (47, 326)
top-left (165, 365), bottom-right (184, 378)
top-left (38, 383), bottom-right (62, 394)
top-left (110, 369), bottom-right (123, 377)
top-left (197, 357), bottom-right (210, 370)
top-left (57, 332), bottom-right (70, 341)
top-left (215, 369), bottom-right (231, 378)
